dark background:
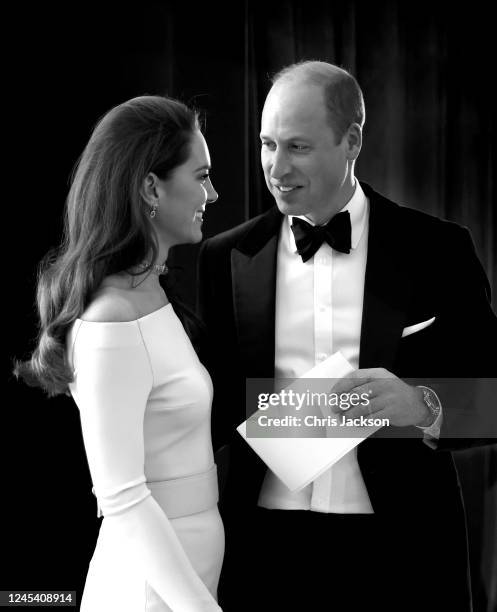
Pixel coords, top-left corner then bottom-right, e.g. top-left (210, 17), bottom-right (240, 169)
top-left (4, 1), bottom-right (496, 610)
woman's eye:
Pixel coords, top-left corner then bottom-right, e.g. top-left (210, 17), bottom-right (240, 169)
top-left (200, 173), bottom-right (210, 182)
top-left (261, 141), bottom-right (276, 150)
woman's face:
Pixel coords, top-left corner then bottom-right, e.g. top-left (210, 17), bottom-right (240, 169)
top-left (155, 130), bottom-right (218, 246)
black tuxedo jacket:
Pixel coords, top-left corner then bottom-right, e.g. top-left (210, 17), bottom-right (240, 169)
top-left (198, 182), bottom-right (497, 605)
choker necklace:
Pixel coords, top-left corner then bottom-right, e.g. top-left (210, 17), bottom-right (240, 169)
top-left (138, 261), bottom-right (168, 275)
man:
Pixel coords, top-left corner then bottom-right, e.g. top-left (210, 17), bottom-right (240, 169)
top-left (198, 61), bottom-right (497, 611)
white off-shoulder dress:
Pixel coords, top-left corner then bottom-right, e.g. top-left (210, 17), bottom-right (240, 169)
top-left (67, 304), bottom-right (224, 612)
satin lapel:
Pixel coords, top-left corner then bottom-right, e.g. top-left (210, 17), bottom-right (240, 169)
top-left (359, 188), bottom-right (412, 370)
top-left (231, 208), bottom-right (282, 377)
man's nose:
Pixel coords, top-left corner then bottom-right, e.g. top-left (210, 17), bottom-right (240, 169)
top-left (206, 178), bottom-right (218, 204)
top-left (269, 148), bottom-right (291, 180)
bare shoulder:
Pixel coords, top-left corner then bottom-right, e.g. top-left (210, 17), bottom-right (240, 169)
top-left (80, 288), bottom-right (138, 323)
top-left (80, 274), bottom-right (169, 322)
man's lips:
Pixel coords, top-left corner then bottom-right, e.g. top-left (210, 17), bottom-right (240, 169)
top-left (272, 184), bottom-right (302, 193)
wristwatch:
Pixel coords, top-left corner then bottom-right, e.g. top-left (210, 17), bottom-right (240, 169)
top-left (417, 385), bottom-right (442, 427)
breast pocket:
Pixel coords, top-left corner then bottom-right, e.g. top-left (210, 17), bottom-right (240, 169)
top-left (396, 315), bottom-right (443, 376)
top-left (401, 316), bottom-right (436, 338)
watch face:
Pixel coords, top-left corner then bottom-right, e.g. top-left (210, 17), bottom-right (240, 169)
top-left (424, 389), bottom-right (440, 412)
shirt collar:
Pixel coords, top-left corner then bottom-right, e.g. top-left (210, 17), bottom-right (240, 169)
top-left (286, 180), bottom-right (368, 254)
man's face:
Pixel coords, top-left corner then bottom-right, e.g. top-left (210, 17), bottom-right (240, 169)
top-left (260, 81), bottom-right (350, 224)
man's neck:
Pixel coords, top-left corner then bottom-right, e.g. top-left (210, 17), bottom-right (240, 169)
top-left (305, 177), bottom-right (357, 226)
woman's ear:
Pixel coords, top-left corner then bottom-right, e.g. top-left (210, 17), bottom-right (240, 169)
top-left (140, 172), bottom-right (160, 205)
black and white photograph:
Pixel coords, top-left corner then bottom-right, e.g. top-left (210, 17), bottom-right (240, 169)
top-left (4, 1), bottom-right (496, 611)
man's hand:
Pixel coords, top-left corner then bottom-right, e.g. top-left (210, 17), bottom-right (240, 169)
top-left (332, 368), bottom-right (432, 427)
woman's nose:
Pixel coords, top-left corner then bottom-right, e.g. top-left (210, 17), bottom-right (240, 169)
top-left (206, 179), bottom-right (218, 204)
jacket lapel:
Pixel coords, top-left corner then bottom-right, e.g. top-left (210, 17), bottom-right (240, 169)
top-left (229, 186), bottom-right (411, 375)
top-left (359, 184), bottom-right (412, 370)
top-left (231, 207), bottom-right (283, 377)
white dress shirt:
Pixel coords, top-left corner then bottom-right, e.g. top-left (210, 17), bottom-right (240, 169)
top-left (258, 181), bottom-right (375, 513)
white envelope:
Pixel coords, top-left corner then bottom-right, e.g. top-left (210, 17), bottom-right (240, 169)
top-left (236, 352), bottom-right (382, 492)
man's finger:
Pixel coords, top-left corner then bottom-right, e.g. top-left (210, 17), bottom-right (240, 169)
top-left (337, 394), bottom-right (387, 420)
top-left (332, 369), bottom-right (377, 394)
top-left (331, 384), bottom-right (376, 414)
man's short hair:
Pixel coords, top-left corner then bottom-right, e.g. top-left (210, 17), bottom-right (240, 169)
top-left (272, 61), bottom-right (365, 143)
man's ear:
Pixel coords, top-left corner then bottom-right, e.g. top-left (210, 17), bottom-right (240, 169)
top-left (140, 172), bottom-right (160, 205)
top-left (344, 123), bottom-right (362, 160)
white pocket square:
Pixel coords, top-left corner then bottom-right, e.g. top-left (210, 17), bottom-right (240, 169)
top-left (401, 316), bottom-right (436, 338)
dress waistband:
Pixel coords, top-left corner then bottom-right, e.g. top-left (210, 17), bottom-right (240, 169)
top-left (93, 464), bottom-right (219, 520)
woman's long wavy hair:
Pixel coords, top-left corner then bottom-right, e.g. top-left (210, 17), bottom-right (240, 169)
top-left (15, 95), bottom-right (199, 396)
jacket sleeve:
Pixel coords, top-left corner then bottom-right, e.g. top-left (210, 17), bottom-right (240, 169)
top-left (428, 225), bottom-right (497, 449)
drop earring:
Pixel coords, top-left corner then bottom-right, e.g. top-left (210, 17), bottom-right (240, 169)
top-left (150, 200), bottom-right (159, 219)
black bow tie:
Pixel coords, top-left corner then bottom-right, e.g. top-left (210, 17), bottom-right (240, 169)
top-left (290, 211), bottom-right (352, 262)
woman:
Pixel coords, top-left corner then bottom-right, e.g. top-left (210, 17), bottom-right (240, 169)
top-left (15, 96), bottom-right (223, 611)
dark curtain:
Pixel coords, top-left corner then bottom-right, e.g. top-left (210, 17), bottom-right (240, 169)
top-left (4, 1), bottom-right (495, 610)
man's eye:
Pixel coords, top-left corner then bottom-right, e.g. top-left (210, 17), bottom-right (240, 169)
top-left (291, 144), bottom-right (308, 151)
top-left (199, 173), bottom-right (210, 182)
top-left (261, 141), bottom-right (276, 150)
